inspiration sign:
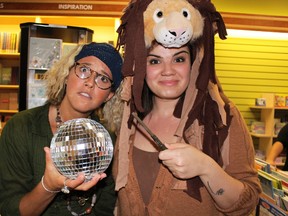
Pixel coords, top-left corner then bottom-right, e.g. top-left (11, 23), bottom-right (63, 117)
top-left (0, 1), bottom-right (128, 17)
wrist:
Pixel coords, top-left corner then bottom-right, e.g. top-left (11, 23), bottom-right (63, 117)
top-left (41, 176), bottom-right (60, 193)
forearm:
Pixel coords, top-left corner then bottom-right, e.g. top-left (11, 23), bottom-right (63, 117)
top-left (19, 181), bottom-right (57, 216)
top-left (200, 157), bottom-right (244, 209)
top-left (266, 141), bottom-right (283, 164)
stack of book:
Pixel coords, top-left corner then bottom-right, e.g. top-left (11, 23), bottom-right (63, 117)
top-left (0, 32), bottom-right (19, 53)
top-left (255, 158), bottom-right (288, 215)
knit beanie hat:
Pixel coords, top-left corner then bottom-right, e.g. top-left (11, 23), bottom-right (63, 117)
top-left (75, 42), bottom-right (123, 91)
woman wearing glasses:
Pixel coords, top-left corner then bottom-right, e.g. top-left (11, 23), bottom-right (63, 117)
top-left (0, 42), bottom-right (122, 216)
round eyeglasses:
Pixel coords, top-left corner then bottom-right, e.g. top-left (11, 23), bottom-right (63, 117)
top-left (74, 62), bottom-right (114, 90)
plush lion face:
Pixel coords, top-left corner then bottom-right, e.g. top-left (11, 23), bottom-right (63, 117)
top-left (143, 0), bottom-right (204, 48)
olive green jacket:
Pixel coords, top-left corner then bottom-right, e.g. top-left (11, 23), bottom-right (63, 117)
top-left (0, 103), bottom-right (116, 216)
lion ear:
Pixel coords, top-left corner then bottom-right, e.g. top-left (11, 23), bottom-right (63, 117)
top-left (144, 14), bottom-right (155, 47)
top-left (190, 9), bottom-right (205, 41)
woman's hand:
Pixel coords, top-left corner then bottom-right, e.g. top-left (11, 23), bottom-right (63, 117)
top-left (43, 147), bottom-right (106, 193)
top-left (159, 143), bottom-right (246, 209)
top-left (158, 143), bottom-right (210, 179)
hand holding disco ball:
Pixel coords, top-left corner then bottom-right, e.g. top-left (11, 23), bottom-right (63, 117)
top-left (50, 118), bottom-right (113, 183)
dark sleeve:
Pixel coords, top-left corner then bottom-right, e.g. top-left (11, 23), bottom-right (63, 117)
top-left (276, 123), bottom-right (288, 148)
top-left (93, 162), bottom-right (117, 215)
top-left (0, 116), bottom-right (31, 216)
top-left (92, 115), bottom-right (117, 215)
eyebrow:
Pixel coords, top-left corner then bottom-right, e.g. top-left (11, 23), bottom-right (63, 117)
top-left (77, 62), bottom-right (112, 79)
top-left (174, 50), bottom-right (189, 56)
top-left (147, 50), bottom-right (189, 58)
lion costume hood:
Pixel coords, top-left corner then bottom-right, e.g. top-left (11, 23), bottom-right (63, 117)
top-left (114, 0), bottom-right (232, 201)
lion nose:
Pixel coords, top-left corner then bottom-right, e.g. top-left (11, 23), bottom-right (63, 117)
top-left (169, 29), bottom-right (186, 37)
top-left (169, 31), bottom-right (177, 37)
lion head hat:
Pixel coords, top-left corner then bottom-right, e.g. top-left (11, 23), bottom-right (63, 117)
top-left (114, 0), bottom-right (232, 201)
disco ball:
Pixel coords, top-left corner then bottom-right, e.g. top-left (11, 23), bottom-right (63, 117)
top-left (50, 118), bottom-right (113, 181)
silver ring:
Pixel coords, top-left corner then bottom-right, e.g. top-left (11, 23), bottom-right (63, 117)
top-left (61, 178), bottom-right (70, 194)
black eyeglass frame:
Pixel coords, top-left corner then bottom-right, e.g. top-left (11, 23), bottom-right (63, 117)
top-left (74, 62), bottom-right (114, 90)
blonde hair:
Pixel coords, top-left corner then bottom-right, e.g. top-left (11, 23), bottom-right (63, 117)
top-left (44, 43), bottom-right (124, 133)
top-left (102, 81), bottom-right (124, 134)
top-left (44, 44), bottom-right (84, 106)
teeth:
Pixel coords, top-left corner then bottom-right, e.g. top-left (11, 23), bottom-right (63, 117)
top-left (80, 92), bottom-right (90, 98)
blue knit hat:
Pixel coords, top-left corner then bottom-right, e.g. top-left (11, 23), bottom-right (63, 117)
top-left (75, 42), bottom-right (123, 91)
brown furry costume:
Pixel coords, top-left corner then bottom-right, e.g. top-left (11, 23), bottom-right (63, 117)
top-left (115, 0), bottom-right (231, 201)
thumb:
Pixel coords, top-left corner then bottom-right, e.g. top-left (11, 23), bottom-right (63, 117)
top-left (44, 146), bottom-right (55, 168)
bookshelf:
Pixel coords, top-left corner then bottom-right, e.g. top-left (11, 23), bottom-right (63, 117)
top-left (250, 93), bottom-right (288, 158)
top-left (255, 159), bottom-right (288, 215)
top-left (0, 53), bottom-right (20, 130)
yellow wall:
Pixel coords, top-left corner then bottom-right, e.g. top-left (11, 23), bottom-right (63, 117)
top-left (1, 1), bottom-right (288, 129)
top-left (1, 0), bottom-right (288, 45)
top-left (0, 16), bottom-right (119, 45)
top-left (213, 0), bottom-right (288, 16)
top-left (215, 36), bottom-right (288, 126)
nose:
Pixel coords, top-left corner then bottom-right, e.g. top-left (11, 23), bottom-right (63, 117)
top-left (84, 75), bottom-right (95, 89)
top-left (161, 63), bottom-right (176, 76)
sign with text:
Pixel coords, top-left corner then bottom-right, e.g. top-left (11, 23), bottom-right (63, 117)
top-left (0, 1), bottom-right (128, 17)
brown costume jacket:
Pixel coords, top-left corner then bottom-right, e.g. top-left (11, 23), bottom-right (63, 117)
top-left (113, 102), bottom-right (261, 216)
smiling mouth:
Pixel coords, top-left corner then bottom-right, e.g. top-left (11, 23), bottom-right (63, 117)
top-left (160, 80), bottom-right (179, 86)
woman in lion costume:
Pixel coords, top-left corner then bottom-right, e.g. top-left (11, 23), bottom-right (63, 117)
top-left (103, 0), bottom-right (261, 215)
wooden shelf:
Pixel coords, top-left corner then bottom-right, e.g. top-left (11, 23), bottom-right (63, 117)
top-left (250, 106), bottom-right (274, 110)
top-left (0, 53), bottom-right (19, 119)
top-left (250, 93), bottom-right (288, 157)
top-left (0, 53), bottom-right (20, 59)
top-left (275, 107), bottom-right (288, 110)
top-left (0, 85), bottom-right (19, 89)
top-left (0, 110), bottom-right (18, 114)
top-left (250, 133), bottom-right (272, 138)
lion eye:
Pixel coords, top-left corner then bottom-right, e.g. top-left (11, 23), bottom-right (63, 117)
top-left (153, 9), bottom-right (164, 23)
top-left (181, 8), bottom-right (191, 20)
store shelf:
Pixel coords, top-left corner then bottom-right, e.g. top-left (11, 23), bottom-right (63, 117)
top-left (0, 85), bottom-right (19, 89)
top-left (250, 106), bottom-right (274, 110)
top-left (0, 53), bottom-right (19, 119)
top-left (0, 53), bottom-right (20, 59)
top-left (250, 93), bottom-right (288, 157)
top-left (275, 107), bottom-right (288, 110)
top-left (0, 109), bottom-right (18, 114)
top-left (250, 133), bottom-right (272, 138)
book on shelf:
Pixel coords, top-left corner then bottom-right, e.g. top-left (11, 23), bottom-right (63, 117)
top-left (255, 158), bottom-right (274, 173)
top-left (281, 196), bottom-right (288, 211)
top-left (0, 32), bottom-right (19, 53)
top-left (251, 121), bottom-right (265, 134)
top-left (10, 67), bottom-right (19, 85)
top-left (8, 93), bottom-right (18, 110)
top-left (271, 170), bottom-right (288, 183)
top-left (256, 163), bottom-right (288, 213)
top-left (258, 169), bottom-right (282, 199)
top-left (0, 67), bottom-right (12, 84)
top-left (259, 195), bottom-right (288, 216)
top-left (0, 93), bottom-right (9, 110)
top-left (0, 66), bottom-right (19, 85)
top-left (273, 187), bottom-right (286, 209)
